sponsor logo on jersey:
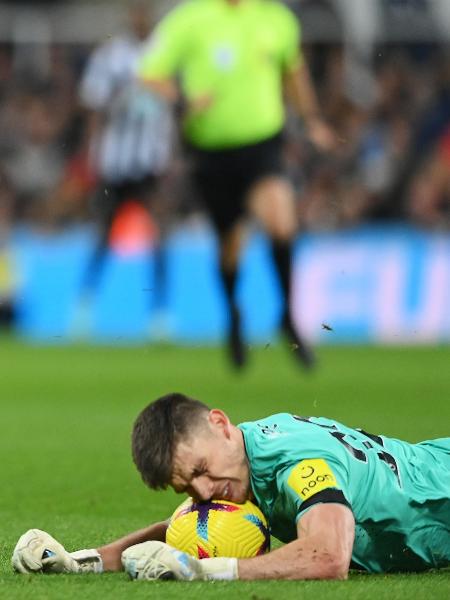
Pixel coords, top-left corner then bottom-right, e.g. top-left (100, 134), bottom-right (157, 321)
top-left (287, 459), bottom-right (338, 500)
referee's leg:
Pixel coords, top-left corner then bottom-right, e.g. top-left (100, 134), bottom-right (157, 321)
top-left (218, 221), bottom-right (247, 369)
top-left (190, 151), bottom-right (248, 369)
top-left (248, 175), bottom-right (315, 369)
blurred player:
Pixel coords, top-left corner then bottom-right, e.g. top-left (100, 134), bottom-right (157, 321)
top-left (136, 0), bottom-right (336, 369)
top-left (12, 393), bottom-right (450, 579)
top-left (77, 1), bottom-right (173, 333)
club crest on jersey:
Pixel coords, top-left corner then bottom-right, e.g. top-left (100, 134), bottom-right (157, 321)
top-left (257, 423), bottom-right (284, 437)
top-left (213, 45), bottom-right (236, 70)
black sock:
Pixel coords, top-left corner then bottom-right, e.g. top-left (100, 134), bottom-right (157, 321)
top-left (220, 266), bottom-right (246, 367)
top-left (220, 267), bottom-right (237, 309)
top-left (151, 243), bottom-right (166, 311)
top-left (270, 239), bottom-right (292, 319)
top-left (271, 239), bottom-right (315, 368)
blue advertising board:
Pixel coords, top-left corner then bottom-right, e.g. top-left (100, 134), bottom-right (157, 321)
top-left (7, 224), bottom-right (450, 345)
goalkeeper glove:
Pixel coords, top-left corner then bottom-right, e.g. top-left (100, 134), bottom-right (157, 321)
top-left (122, 540), bottom-right (238, 581)
top-left (11, 529), bottom-right (102, 574)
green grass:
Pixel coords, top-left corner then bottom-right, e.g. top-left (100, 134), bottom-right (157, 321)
top-left (1, 338), bottom-right (449, 598)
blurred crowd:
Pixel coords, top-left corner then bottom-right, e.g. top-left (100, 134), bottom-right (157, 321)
top-left (1, 0), bottom-right (450, 241)
top-left (291, 43), bottom-right (450, 230)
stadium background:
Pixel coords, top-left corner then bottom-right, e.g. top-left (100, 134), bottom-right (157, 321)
top-left (1, 0), bottom-right (450, 344)
top-left (0, 1), bottom-right (449, 598)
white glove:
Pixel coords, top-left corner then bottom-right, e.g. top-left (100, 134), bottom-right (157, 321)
top-left (11, 529), bottom-right (102, 574)
top-left (122, 541), bottom-right (238, 581)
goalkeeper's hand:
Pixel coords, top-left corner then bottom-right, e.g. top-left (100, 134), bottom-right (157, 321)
top-left (12, 529), bottom-right (102, 574)
top-left (122, 541), bottom-right (238, 581)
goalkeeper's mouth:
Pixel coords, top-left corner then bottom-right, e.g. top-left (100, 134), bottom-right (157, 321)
top-left (221, 482), bottom-right (231, 500)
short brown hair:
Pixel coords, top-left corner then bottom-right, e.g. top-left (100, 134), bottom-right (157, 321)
top-left (131, 393), bottom-right (210, 490)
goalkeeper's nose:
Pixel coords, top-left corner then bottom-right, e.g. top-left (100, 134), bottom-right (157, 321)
top-left (190, 476), bottom-right (214, 502)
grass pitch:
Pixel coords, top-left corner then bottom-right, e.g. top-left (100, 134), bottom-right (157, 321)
top-left (0, 337), bottom-right (449, 599)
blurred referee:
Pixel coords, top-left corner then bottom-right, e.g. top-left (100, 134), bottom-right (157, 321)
top-left (78, 1), bottom-right (173, 322)
top-left (138, 0), bottom-right (336, 368)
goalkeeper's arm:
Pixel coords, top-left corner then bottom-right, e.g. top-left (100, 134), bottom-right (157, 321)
top-left (121, 504), bottom-right (355, 581)
top-left (13, 505), bottom-right (354, 580)
top-left (235, 504), bottom-right (354, 580)
top-left (98, 520), bottom-right (169, 571)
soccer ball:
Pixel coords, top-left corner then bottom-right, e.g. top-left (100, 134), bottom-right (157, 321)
top-left (166, 497), bottom-right (270, 559)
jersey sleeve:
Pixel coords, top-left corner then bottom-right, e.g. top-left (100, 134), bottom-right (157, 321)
top-left (137, 4), bottom-right (192, 81)
top-left (79, 45), bottom-right (114, 110)
top-left (275, 4), bottom-right (303, 72)
top-left (278, 457), bottom-right (352, 522)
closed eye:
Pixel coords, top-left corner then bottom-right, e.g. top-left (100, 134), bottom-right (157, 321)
top-left (192, 462), bottom-right (207, 478)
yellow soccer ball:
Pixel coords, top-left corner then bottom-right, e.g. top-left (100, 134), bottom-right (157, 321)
top-left (166, 497), bottom-right (270, 559)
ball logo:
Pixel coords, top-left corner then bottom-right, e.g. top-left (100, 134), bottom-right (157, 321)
top-left (287, 459), bottom-right (338, 500)
top-left (176, 500), bottom-right (239, 542)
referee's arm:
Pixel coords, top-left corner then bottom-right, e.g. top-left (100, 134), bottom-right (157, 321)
top-left (284, 62), bottom-right (338, 152)
top-left (140, 76), bottom-right (179, 104)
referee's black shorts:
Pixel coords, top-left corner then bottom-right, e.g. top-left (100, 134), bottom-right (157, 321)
top-left (188, 131), bottom-right (286, 234)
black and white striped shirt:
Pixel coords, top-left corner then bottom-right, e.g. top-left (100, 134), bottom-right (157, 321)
top-left (79, 33), bottom-right (173, 183)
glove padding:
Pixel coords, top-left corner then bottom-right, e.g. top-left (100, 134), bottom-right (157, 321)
top-left (122, 541), bottom-right (238, 581)
top-left (122, 541), bottom-right (202, 580)
top-left (12, 529), bottom-right (102, 574)
top-left (12, 529), bottom-right (80, 574)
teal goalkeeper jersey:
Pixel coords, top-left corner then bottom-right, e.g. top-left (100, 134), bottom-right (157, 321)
top-left (238, 413), bottom-right (450, 573)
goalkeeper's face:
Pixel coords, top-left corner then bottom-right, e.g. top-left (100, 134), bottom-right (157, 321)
top-left (170, 409), bottom-right (251, 504)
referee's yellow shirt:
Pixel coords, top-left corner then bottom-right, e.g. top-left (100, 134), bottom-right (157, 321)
top-left (138, 0), bottom-right (302, 149)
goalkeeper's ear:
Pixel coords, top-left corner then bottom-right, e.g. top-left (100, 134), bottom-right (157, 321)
top-left (208, 409), bottom-right (232, 439)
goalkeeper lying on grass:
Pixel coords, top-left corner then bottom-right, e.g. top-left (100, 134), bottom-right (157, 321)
top-left (12, 393), bottom-right (450, 580)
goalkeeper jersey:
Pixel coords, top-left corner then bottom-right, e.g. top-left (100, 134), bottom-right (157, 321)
top-left (238, 413), bottom-right (450, 573)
